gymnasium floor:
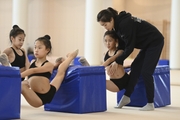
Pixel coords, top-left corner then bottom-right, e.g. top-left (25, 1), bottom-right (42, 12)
top-left (19, 70), bottom-right (180, 120)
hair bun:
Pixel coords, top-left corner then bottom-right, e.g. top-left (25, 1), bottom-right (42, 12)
top-left (44, 35), bottom-right (51, 40)
top-left (13, 25), bottom-right (19, 29)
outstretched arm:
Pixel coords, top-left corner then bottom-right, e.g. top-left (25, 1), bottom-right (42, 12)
top-left (79, 50), bottom-right (124, 67)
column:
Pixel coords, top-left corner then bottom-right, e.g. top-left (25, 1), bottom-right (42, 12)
top-left (12, 0), bottom-right (28, 50)
top-left (84, 0), bottom-right (103, 65)
top-left (170, 0), bottom-right (180, 69)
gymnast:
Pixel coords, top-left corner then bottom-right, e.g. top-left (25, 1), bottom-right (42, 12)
top-left (0, 34), bottom-right (78, 108)
top-left (3, 25), bottom-right (30, 79)
top-left (79, 30), bottom-right (130, 93)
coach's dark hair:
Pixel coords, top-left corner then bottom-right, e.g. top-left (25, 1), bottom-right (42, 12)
top-left (97, 7), bottom-right (118, 22)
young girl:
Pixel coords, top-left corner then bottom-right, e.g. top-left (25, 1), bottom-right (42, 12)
top-left (3, 25), bottom-right (30, 80)
top-left (1, 35), bottom-right (79, 108)
top-left (79, 30), bottom-right (129, 92)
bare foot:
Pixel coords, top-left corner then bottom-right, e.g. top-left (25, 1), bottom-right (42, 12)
top-left (78, 57), bottom-right (90, 66)
top-left (0, 53), bottom-right (10, 66)
top-left (55, 57), bottom-right (65, 63)
top-left (56, 49), bottom-right (79, 74)
top-left (54, 57), bottom-right (65, 69)
top-left (67, 49), bottom-right (79, 59)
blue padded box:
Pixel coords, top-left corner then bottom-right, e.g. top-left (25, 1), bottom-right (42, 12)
top-left (158, 59), bottom-right (169, 65)
top-left (117, 65), bottom-right (170, 108)
top-left (0, 66), bottom-right (21, 119)
top-left (44, 65), bottom-right (107, 113)
top-left (73, 56), bottom-right (82, 65)
top-left (28, 54), bottom-right (35, 62)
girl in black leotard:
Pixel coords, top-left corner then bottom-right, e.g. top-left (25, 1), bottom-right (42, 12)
top-left (3, 25), bottom-right (30, 79)
top-left (0, 34), bottom-right (79, 108)
top-left (79, 30), bottom-right (130, 92)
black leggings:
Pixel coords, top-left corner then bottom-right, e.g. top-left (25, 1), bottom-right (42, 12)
top-left (125, 39), bottom-right (164, 103)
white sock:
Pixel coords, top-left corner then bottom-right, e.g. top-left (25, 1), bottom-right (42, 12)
top-left (115, 95), bottom-right (130, 108)
top-left (139, 103), bottom-right (154, 111)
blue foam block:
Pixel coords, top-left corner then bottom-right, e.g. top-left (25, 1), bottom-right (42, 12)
top-left (158, 59), bottom-right (169, 65)
top-left (0, 66), bottom-right (21, 119)
top-left (117, 65), bottom-right (170, 108)
top-left (28, 54), bottom-right (35, 62)
top-left (44, 65), bottom-right (107, 113)
top-left (73, 56), bottom-right (82, 65)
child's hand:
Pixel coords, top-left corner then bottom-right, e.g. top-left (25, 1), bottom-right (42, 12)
top-left (106, 62), bottom-right (118, 76)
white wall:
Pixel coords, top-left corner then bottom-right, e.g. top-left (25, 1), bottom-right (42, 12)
top-left (0, 0), bottom-right (12, 53)
top-left (0, 0), bottom-right (171, 63)
top-left (125, 0), bottom-right (171, 21)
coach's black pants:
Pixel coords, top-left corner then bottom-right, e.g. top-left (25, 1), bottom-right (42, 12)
top-left (124, 38), bottom-right (164, 103)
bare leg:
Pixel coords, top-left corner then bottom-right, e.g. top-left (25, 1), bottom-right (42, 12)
top-left (66, 53), bottom-right (75, 65)
top-left (51, 49), bottom-right (79, 90)
top-left (78, 57), bottom-right (90, 66)
top-left (0, 53), bottom-right (11, 66)
top-left (106, 80), bottom-right (119, 92)
top-left (106, 64), bottom-right (130, 108)
top-left (21, 80), bottom-right (43, 107)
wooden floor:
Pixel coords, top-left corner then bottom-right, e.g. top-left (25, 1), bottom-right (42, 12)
top-left (19, 70), bottom-right (180, 120)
